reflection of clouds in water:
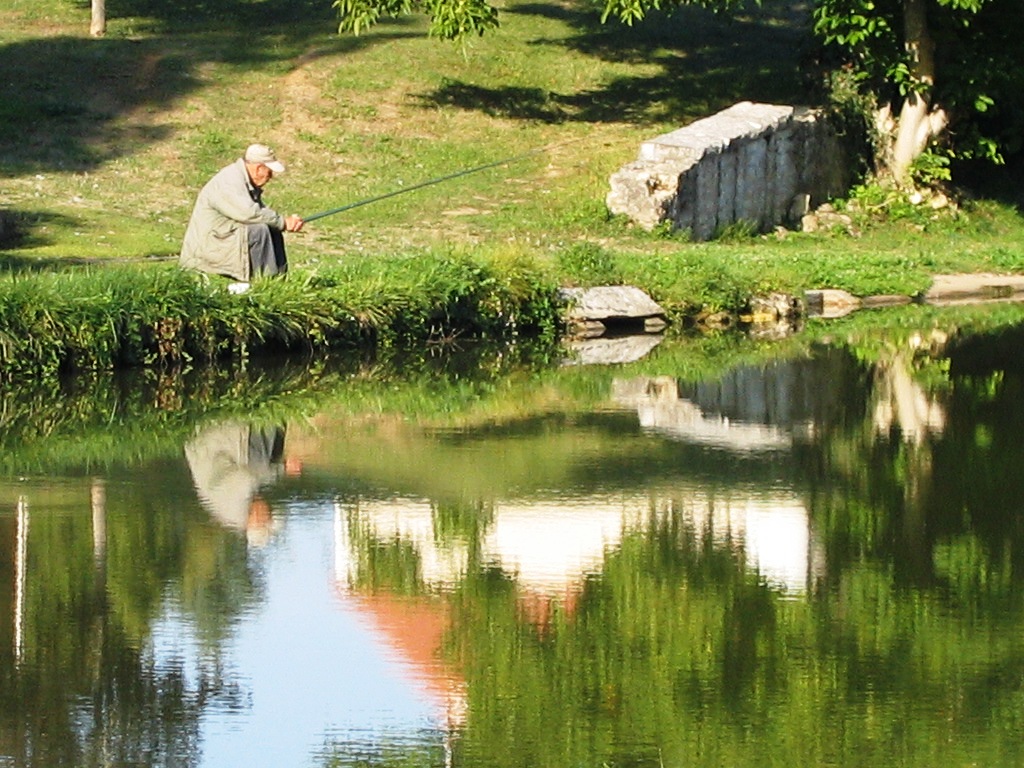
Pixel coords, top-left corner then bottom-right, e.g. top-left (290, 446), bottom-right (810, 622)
top-left (679, 493), bottom-right (825, 594)
top-left (334, 500), bottom-right (470, 593)
top-left (335, 490), bottom-right (820, 599)
top-left (334, 498), bottom-right (636, 595)
top-left (480, 501), bottom-right (643, 591)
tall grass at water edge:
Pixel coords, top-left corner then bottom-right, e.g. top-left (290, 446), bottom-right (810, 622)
top-left (0, 250), bottom-right (562, 379)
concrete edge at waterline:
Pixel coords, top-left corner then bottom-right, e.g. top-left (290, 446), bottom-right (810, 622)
top-left (804, 274), bottom-right (1024, 320)
top-left (561, 274), bottom-right (1024, 340)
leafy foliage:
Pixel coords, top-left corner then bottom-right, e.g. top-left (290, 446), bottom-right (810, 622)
top-left (334, 0), bottom-right (498, 40)
top-left (599, 0), bottom-right (748, 24)
top-left (593, 0), bottom-right (1023, 171)
top-left (814, 0), bottom-right (1024, 166)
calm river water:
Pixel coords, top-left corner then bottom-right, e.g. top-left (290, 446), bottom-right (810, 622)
top-left (2, 306), bottom-right (1024, 768)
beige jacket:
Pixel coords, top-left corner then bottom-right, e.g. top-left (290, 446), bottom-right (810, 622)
top-left (179, 158), bottom-right (285, 281)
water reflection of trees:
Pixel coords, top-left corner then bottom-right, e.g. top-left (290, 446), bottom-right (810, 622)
top-left (330, 334), bottom-right (1024, 768)
top-left (800, 334), bottom-right (1024, 591)
top-left (0, 469), bottom-right (259, 767)
top-left (439, 505), bottom-right (1024, 768)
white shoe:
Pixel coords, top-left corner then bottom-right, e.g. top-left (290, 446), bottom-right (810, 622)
top-left (227, 282), bottom-right (250, 295)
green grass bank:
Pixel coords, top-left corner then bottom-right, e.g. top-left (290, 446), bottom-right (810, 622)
top-left (0, 251), bottom-right (561, 378)
top-left (2, 0), bottom-right (1024, 378)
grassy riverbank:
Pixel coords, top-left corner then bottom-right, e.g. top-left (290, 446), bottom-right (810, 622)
top-left (0, 250), bottom-right (562, 377)
top-left (2, 0), bottom-right (1024, 377)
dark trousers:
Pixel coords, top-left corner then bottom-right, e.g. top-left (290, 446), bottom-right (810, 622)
top-left (246, 224), bottom-right (288, 277)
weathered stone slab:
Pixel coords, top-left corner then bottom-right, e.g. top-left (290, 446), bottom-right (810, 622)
top-left (607, 101), bottom-right (849, 240)
top-left (568, 319), bottom-right (608, 339)
top-left (644, 316), bottom-right (668, 333)
top-left (560, 285), bottom-right (668, 339)
top-left (607, 159), bottom-right (696, 231)
top-left (735, 137), bottom-right (769, 230)
top-left (638, 102), bottom-right (793, 163)
top-left (861, 295), bottom-right (913, 309)
top-left (804, 288), bottom-right (861, 319)
top-left (716, 151), bottom-right (738, 229)
top-left (801, 275), bottom-right (1024, 321)
top-left (804, 290), bottom-right (911, 318)
top-left (694, 155), bottom-right (721, 240)
top-left (560, 285), bottom-right (666, 321)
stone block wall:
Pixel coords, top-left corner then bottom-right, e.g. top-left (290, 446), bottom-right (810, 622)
top-left (606, 102), bottom-right (850, 240)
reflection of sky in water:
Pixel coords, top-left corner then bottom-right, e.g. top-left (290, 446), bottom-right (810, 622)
top-left (151, 502), bottom-right (443, 768)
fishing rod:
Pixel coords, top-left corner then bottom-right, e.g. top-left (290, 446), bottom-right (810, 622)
top-left (301, 141), bottom-right (569, 223)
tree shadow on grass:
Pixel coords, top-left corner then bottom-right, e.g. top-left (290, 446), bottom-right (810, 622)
top-left (103, 0), bottom-right (335, 33)
top-left (419, 2), bottom-right (817, 126)
top-left (0, 210), bottom-right (94, 271)
top-left (954, 155), bottom-right (1024, 214)
top-left (0, 35), bottom-right (194, 175)
top-left (0, 0), bottom-right (416, 177)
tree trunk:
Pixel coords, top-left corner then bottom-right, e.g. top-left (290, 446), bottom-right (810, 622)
top-left (90, 0), bottom-right (106, 37)
top-left (890, 0), bottom-right (946, 180)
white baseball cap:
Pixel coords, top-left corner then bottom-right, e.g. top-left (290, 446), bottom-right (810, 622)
top-left (244, 143), bottom-right (286, 173)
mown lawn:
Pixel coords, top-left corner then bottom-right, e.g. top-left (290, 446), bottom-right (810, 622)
top-left (1, 0), bottom-right (1023, 304)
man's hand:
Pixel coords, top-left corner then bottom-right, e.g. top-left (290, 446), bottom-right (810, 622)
top-left (284, 215), bottom-right (304, 232)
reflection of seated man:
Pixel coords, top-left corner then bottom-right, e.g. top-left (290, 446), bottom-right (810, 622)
top-left (184, 421), bottom-right (295, 546)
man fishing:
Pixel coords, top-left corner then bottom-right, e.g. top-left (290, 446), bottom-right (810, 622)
top-left (179, 143), bottom-right (304, 289)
